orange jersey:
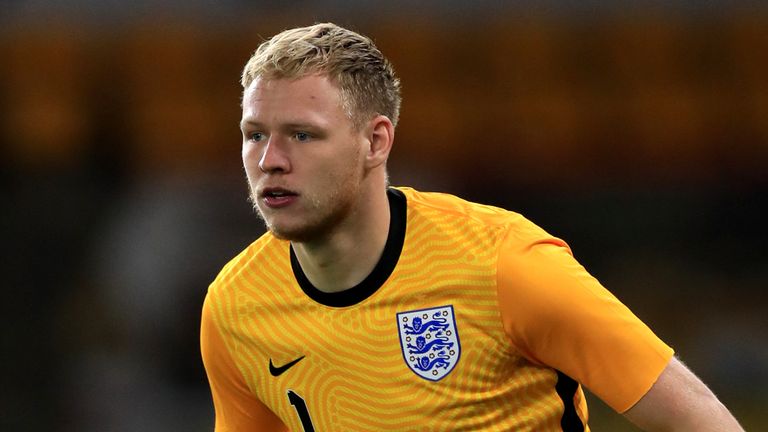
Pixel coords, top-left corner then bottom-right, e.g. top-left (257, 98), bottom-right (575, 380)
top-left (201, 187), bottom-right (673, 431)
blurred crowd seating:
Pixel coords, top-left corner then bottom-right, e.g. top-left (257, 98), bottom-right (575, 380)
top-left (1, 13), bottom-right (766, 185)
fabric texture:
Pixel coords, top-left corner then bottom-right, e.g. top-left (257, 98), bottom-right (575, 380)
top-left (200, 187), bottom-right (673, 431)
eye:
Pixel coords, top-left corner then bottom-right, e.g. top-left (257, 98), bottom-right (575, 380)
top-left (249, 132), bottom-right (266, 142)
top-left (294, 132), bottom-right (311, 142)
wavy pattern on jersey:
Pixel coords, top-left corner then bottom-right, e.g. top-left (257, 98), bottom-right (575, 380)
top-left (213, 244), bottom-right (431, 429)
top-left (207, 188), bottom-right (588, 430)
top-left (388, 192), bottom-right (534, 430)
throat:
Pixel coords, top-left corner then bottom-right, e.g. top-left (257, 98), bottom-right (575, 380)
top-left (289, 187), bottom-right (407, 307)
top-left (291, 227), bottom-right (388, 293)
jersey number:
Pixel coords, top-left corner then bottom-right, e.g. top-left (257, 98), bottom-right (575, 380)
top-left (287, 390), bottom-right (316, 432)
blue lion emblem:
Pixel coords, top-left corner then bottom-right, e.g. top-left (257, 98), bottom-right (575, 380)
top-left (406, 334), bottom-right (454, 355)
top-left (403, 312), bottom-right (450, 335)
top-left (397, 305), bottom-right (461, 381)
top-left (412, 351), bottom-right (451, 372)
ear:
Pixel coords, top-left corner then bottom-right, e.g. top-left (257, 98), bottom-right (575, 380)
top-left (364, 114), bottom-right (395, 169)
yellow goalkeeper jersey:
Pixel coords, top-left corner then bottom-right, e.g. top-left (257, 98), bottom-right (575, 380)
top-left (201, 187), bottom-right (673, 431)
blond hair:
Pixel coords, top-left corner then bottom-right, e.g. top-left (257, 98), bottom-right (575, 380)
top-left (241, 23), bottom-right (401, 129)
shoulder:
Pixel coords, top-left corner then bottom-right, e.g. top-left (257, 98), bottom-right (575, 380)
top-left (395, 186), bottom-right (560, 249)
top-left (395, 186), bottom-right (520, 226)
top-left (207, 232), bottom-right (288, 299)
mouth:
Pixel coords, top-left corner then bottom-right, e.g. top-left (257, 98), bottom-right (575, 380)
top-left (260, 187), bottom-right (299, 208)
top-left (261, 187), bottom-right (298, 198)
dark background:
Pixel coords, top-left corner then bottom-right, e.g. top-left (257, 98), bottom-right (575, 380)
top-left (1, 1), bottom-right (766, 430)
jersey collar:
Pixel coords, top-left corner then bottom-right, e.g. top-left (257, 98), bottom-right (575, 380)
top-left (290, 188), bottom-right (407, 307)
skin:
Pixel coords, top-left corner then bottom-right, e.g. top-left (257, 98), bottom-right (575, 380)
top-left (239, 72), bottom-right (743, 431)
top-left (623, 356), bottom-right (744, 431)
top-left (240, 74), bottom-right (394, 292)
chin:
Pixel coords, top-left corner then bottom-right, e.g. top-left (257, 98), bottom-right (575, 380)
top-left (268, 227), bottom-right (314, 243)
top-left (266, 221), bottom-right (313, 242)
top-left (267, 226), bottom-right (292, 240)
top-left (267, 216), bottom-right (342, 243)
top-left (259, 196), bottom-right (354, 243)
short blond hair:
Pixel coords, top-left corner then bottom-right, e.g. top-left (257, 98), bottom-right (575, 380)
top-left (241, 23), bottom-right (401, 129)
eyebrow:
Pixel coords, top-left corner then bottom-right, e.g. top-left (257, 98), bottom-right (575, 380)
top-left (240, 120), bottom-right (322, 131)
top-left (239, 119), bottom-right (258, 131)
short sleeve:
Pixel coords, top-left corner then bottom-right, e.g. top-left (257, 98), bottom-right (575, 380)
top-left (496, 224), bottom-right (674, 413)
top-left (200, 295), bottom-right (288, 431)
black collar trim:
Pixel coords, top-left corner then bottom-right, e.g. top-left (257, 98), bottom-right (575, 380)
top-left (290, 188), bottom-right (407, 307)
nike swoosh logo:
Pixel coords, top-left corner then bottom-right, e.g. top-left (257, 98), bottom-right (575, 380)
top-left (269, 355), bottom-right (305, 377)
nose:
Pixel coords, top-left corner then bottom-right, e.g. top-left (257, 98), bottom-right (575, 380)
top-left (258, 137), bottom-right (291, 174)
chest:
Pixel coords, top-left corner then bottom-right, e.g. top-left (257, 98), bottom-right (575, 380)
top-left (236, 276), bottom-right (523, 431)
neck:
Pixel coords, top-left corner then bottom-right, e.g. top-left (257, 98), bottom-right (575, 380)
top-left (291, 184), bottom-right (391, 293)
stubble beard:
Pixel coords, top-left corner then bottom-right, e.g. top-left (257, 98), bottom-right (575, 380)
top-left (246, 169), bottom-right (363, 244)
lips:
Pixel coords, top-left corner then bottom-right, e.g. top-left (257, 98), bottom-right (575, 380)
top-left (260, 187), bottom-right (298, 208)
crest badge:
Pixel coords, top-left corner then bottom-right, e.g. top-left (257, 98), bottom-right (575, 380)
top-left (396, 305), bottom-right (461, 381)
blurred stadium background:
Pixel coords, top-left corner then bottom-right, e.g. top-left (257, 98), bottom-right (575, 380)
top-left (1, 1), bottom-right (766, 430)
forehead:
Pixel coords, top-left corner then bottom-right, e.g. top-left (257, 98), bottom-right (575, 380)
top-left (241, 75), bottom-right (346, 125)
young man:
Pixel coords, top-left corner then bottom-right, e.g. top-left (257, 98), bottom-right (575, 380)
top-left (200, 23), bottom-right (743, 431)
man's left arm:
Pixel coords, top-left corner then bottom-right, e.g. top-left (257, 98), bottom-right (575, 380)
top-left (623, 356), bottom-right (744, 431)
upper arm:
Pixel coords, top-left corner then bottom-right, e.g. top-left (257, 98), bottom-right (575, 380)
top-left (497, 231), bottom-right (673, 411)
top-left (201, 296), bottom-right (288, 432)
top-left (623, 356), bottom-right (744, 431)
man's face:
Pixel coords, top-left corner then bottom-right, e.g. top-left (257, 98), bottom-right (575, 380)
top-left (240, 74), bottom-right (368, 242)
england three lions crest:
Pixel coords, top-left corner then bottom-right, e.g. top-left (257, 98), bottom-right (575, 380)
top-left (397, 305), bottom-right (461, 381)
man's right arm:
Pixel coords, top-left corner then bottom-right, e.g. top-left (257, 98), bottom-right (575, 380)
top-left (200, 297), bottom-right (288, 431)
